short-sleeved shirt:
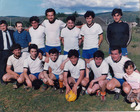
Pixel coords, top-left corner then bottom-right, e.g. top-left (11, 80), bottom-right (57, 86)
top-left (124, 71), bottom-right (140, 89)
top-left (87, 60), bottom-right (111, 79)
top-left (105, 56), bottom-right (131, 79)
top-left (44, 55), bottom-right (67, 75)
top-left (24, 56), bottom-right (45, 74)
top-left (29, 25), bottom-right (45, 48)
top-left (80, 23), bottom-right (103, 49)
top-left (13, 30), bottom-right (31, 48)
top-left (64, 58), bottom-right (85, 79)
top-left (61, 27), bottom-right (81, 52)
top-left (7, 52), bottom-right (29, 73)
top-left (42, 19), bottom-right (66, 46)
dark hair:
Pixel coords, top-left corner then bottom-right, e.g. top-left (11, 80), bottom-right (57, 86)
top-left (29, 16), bottom-right (39, 23)
top-left (15, 21), bottom-right (23, 27)
top-left (45, 8), bottom-right (56, 16)
top-left (124, 60), bottom-right (134, 73)
top-left (11, 44), bottom-right (21, 51)
top-left (66, 16), bottom-right (76, 22)
top-left (112, 8), bottom-right (123, 16)
top-left (93, 50), bottom-right (104, 59)
top-left (49, 48), bottom-right (59, 55)
top-left (110, 46), bottom-right (122, 54)
top-left (0, 20), bottom-right (8, 26)
top-left (28, 44), bottom-right (38, 52)
top-left (84, 11), bottom-right (95, 18)
top-left (68, 49), bottom-right (79, 58)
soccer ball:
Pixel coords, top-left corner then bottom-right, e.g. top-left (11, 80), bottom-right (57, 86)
top-left (65, 90), bottom-right (77, 102)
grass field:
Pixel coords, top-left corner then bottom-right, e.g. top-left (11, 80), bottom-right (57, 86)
top-left (0, 27), bottom-right (140, 112)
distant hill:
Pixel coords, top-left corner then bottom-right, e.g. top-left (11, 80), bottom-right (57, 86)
top-left (0, 11), bottom-right (139, 27)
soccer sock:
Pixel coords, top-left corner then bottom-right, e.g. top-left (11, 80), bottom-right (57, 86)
top-left (82, 87), bottom-right (86, 91)
top-left (114, 88), bottom-right (121, 93)
top-left (59, 79), bottom-right (63, 88)
top-left (101, 91), bottom-right (106, 96)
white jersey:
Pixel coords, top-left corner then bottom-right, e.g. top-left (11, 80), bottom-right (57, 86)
top-left (42, 19), bottom-right (66, 46)
top-left (105, 56), bottom-right (130, 79)
top-left (124, 71), bottom-right (140, 89)
top-left (61, 27), bottom-right (81, 52)
top-left (24, 56), bottom-right (45, 74)
top-left (7, 52), bottom-right (29, 73)
top-left (64, 58), bottom-right (85, 79)
top-left (87, 60), bottom-right (111, 79)
top-left (29, 25), bottom-right (45, 48)
top-left (80, 23), bottom-right (103, 49)
top-left (44, 55), bottom-right (67, 75)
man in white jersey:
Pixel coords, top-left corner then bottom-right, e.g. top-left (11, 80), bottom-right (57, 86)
top-left (29, 16), bottom-right (46, 55)
top-left (80, 11), bottom-right (103, 64)
top-left (61, 16), bottom-right (82, 55)
top-left (23, 44), bottom-right (47, 89)
top-left (2, 44), bottom-right (30, 89)
top-left (105, 47), bottom-right (139, 100)
top-left (43, 48), bottom-right (69, 93)
top-left (81, 50), bottom-right (111, 101)
top-left (42, 8), bottom-right (66, 56)
top-left (64, 49), bottom-right (85, 95)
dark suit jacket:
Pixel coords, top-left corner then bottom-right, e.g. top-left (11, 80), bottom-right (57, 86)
top-left (0, 29), bottom-right (15, 51)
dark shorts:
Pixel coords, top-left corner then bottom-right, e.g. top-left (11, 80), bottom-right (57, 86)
top-left (45, 45), bottom-right (61, 53)
top-left (109, 47), bottom-right (128, 56)
top-left (114, 77), bottom-right (125, 86)
top-left (54, 74), bottom-right (59, 80)
top-left (16, 72), bottom-right (22, 75)
top-left (82, 48), bottom-right (98, 59)
top-left (39, 47), bottom-right (46, 55)
top-left (32, 72), bottom-right (40, 79)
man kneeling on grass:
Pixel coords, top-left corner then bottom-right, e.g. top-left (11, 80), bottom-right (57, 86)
top-left (23, 44), bottom-right (47, 90)
top-left (64, 49), bottom-right (85, 96)
top-left (43, 48), bottom-right (69, 93)
top-left (2, 44), bottom-right (30, 89)
top-left (81, 50), bottom-right (111, 101)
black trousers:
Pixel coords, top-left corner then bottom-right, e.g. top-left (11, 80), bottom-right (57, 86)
top-left (0, 50), bottom-right (12, 83)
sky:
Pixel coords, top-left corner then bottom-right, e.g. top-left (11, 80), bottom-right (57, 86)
top-left (0, 0), bottom-right (139, 17)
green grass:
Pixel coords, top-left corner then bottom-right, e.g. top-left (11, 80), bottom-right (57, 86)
top-left (0, 27), bottom-right (140, 112)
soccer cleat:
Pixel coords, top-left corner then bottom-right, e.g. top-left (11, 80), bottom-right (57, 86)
top-left (53, 86), bottom-right (57, 91)
top-left (134, 103), bottom-right (140, 111)
top-left (41, 84), bottom-right (48, 92)
top-left (59, 88), bottom-right (64, 94)
top-left (114, 92), bottom-right (120, 100)
top-left (101, 95), bottom-right (106, 101)
top-left (130, 102), bottom-right (137, 108)
top-left (80, 89), bottom-right (86, 96)
top-left (96, 90), bottom-right (101, 97)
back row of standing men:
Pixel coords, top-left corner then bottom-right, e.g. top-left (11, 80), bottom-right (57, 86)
top-left (1, 7), bottom-right (138, 110)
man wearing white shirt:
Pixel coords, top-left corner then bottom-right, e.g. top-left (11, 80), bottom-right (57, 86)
top-left (43, 48), bottom-right (68, 93)
top-left (80, 11), bottom-right (103, 64)
top-left (42, 8), bottom-right (66, 56)
top-left (23, 44), bottom-right (47, 89)
top-left (105, 47), bottom-right (139, 100)
top-left (29, 16), bottom-right (46, 55)
top-left (64, 49), bottom-right (85, 95)
top-left (81, 50), bottom-right (111, 101)
top-left (2, 44), bottom-right (30, 89)
top-left (61, 16), bottom-right (82, 55)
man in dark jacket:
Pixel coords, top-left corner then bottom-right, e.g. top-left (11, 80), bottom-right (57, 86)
top-left (107, 8), bottom-right (130, 56)
top-left (0, 20), bottom-right (15, 84)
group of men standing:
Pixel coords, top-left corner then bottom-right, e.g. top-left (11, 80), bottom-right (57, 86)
top-left (0, 7), bottom-right (136, 106)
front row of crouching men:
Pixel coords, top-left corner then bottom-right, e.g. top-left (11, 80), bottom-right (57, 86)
top-left (2, 44), bottom-right (140, 110)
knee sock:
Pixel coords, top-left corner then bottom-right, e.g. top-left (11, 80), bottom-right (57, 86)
top-left (59, 79), bottom-right (63, 88)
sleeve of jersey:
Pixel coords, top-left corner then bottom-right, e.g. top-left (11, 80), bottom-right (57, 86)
top-left (97, 24), bottom-right (103, 35)
top-left (60, 29), bottom-right (64, 38)
top-left (64, 62), bottom-right (69, 72)
top-left (101, 62), bottom-right (109, 75)
top-left (23, 59), bottom-right (29, 69)
top-left (78, 29), bottom-right (82, 39)
top-left (61, 21), bottom-right (66, 28)
top-left (7, 57), bottom-right (12, 66)
top-left (42, 56), bottom-right (46, 62)
top-left (80, 60), bottom-right (85, 70)
top-left (80, 26), bottom-right (84, 36)
top-left (43, 62), bottom-right (49, 71)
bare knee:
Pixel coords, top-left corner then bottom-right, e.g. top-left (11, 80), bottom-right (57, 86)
top-left (99, 80), bottom-right (105, 87)
top-left (123, 82), bottom-right (131, 94)
top-left (87, 88), bottom-right (92, 94)
top-left (59, 75), bottom-right (63, 81)
top-left (17, 78), bottom-right (24, 84)
top-left (107, 83), bottom-right (114, 90)
top-left (81, 79), bottom-right (88, 87)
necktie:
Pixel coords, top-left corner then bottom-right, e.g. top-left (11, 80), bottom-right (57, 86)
top-left (5, 31), bottom-right (10, 49)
